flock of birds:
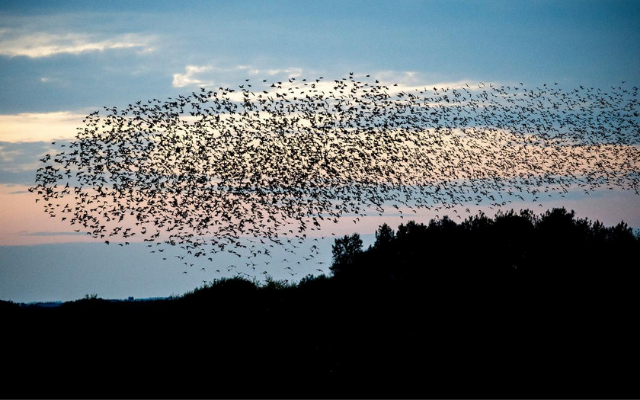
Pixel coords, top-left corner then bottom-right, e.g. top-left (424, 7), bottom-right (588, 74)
top-left (31, 74), bottom-right (639, 276)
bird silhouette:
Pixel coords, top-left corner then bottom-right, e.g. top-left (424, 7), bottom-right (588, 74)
top-left (30, 74), bottom-right (639, 276)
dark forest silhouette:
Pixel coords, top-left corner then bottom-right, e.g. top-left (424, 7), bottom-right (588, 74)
top-left (3, 208), bottom-right (639, 398)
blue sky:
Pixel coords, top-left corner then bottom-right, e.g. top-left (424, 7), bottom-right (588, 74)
top-left (1, 0), bottom-right (639, 302)
top-left (2, 0), bottom-right (639, 113)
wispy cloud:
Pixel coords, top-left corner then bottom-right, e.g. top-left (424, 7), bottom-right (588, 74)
top-left (22, 231), bottom-right (87, 237)
top-left (258, 67), bottom-right (303, 78)
top-left (0, 140), bottom-right (54, 163)
top-left (172, 65), bottom-right (214, 88)
top-left (0, 112), bottom-right (85, 142)
top-left (367, 70), bottom-right (502, 94)
top-left (171, 64), bottom-right (305, 88)
top-left (0, 140), bottom-right (64, 185)
top-left (0, 30), bottom-right (155, 58)
top-left (169, 65), bottom-right (499, 95)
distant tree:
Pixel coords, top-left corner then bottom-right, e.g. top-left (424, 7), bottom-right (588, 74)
top-left (461, 210), bottom-right (493, 232)
top-left (537, 207), bottom-right (577, 238)
top-left (396, 220), bottom-right (427, 239)
top-left (330, 233), bottom-right (363, 275)
top-left (0, 299), bottom-right (19, 311)
top-left (373, 223), bottom-right (395, 249)
top-left (607, 221), bottom-right (635, 244)
top-left (427, 215), bottom-right (458, 232)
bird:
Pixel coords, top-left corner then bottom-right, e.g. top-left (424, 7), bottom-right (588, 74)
top-left (31, 74), bottom-right (640, 279)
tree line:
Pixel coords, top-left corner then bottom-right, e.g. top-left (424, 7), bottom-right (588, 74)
top-left (2, 207), bottom-right (638, 398)
top-left (330, 207), bottom-right (639, 298)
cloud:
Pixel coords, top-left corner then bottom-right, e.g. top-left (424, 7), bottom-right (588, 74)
top-left (261, 67), bottom-right (303, 78)
top-left (0, 140), bottom-right (64, 185)
top-left (0, 170), bottom-right (39, 185)
top-left (171, 64), bottom-right (305, 88)
top-left (0, 141), bottom-right (54, 165)
top-left (169, 65), bottom-right (487, 93)
top-left (366, 70), bottom-right (504, 95)
top-left (0, 30), bottom-right (155, 58)
top-left (169, 65), bottom-right (498, 97)
top-left (172, 65), bottom-right (214, 88)
top-left (0, 112), bottom-right (85, 142)
top-left (22, 231), bottom-right (87, 237)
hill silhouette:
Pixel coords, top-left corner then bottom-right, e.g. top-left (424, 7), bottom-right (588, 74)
top-left (3, 208), bottom-right (638, 398)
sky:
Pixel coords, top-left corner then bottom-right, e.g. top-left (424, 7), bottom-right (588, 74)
top-left (1, 0), bottom-right (639, 303)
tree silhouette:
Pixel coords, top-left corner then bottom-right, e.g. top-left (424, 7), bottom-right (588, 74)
top-left (373, 222), bottom-right (395, 249)
top-left (3, 208), bottom-right (639, 398)
top-left (329, 233), bottom-right (363, 276)
top-left (328, 207), bottom-right (639, 300)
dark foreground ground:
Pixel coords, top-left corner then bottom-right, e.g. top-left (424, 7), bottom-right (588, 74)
top-left (3, 209), bottom-right (639, 398)
top-left (3, 281), bottom-right (637, 399)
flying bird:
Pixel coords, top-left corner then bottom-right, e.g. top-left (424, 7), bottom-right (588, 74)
top-left (30, 75), bottom-right (640, 277)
